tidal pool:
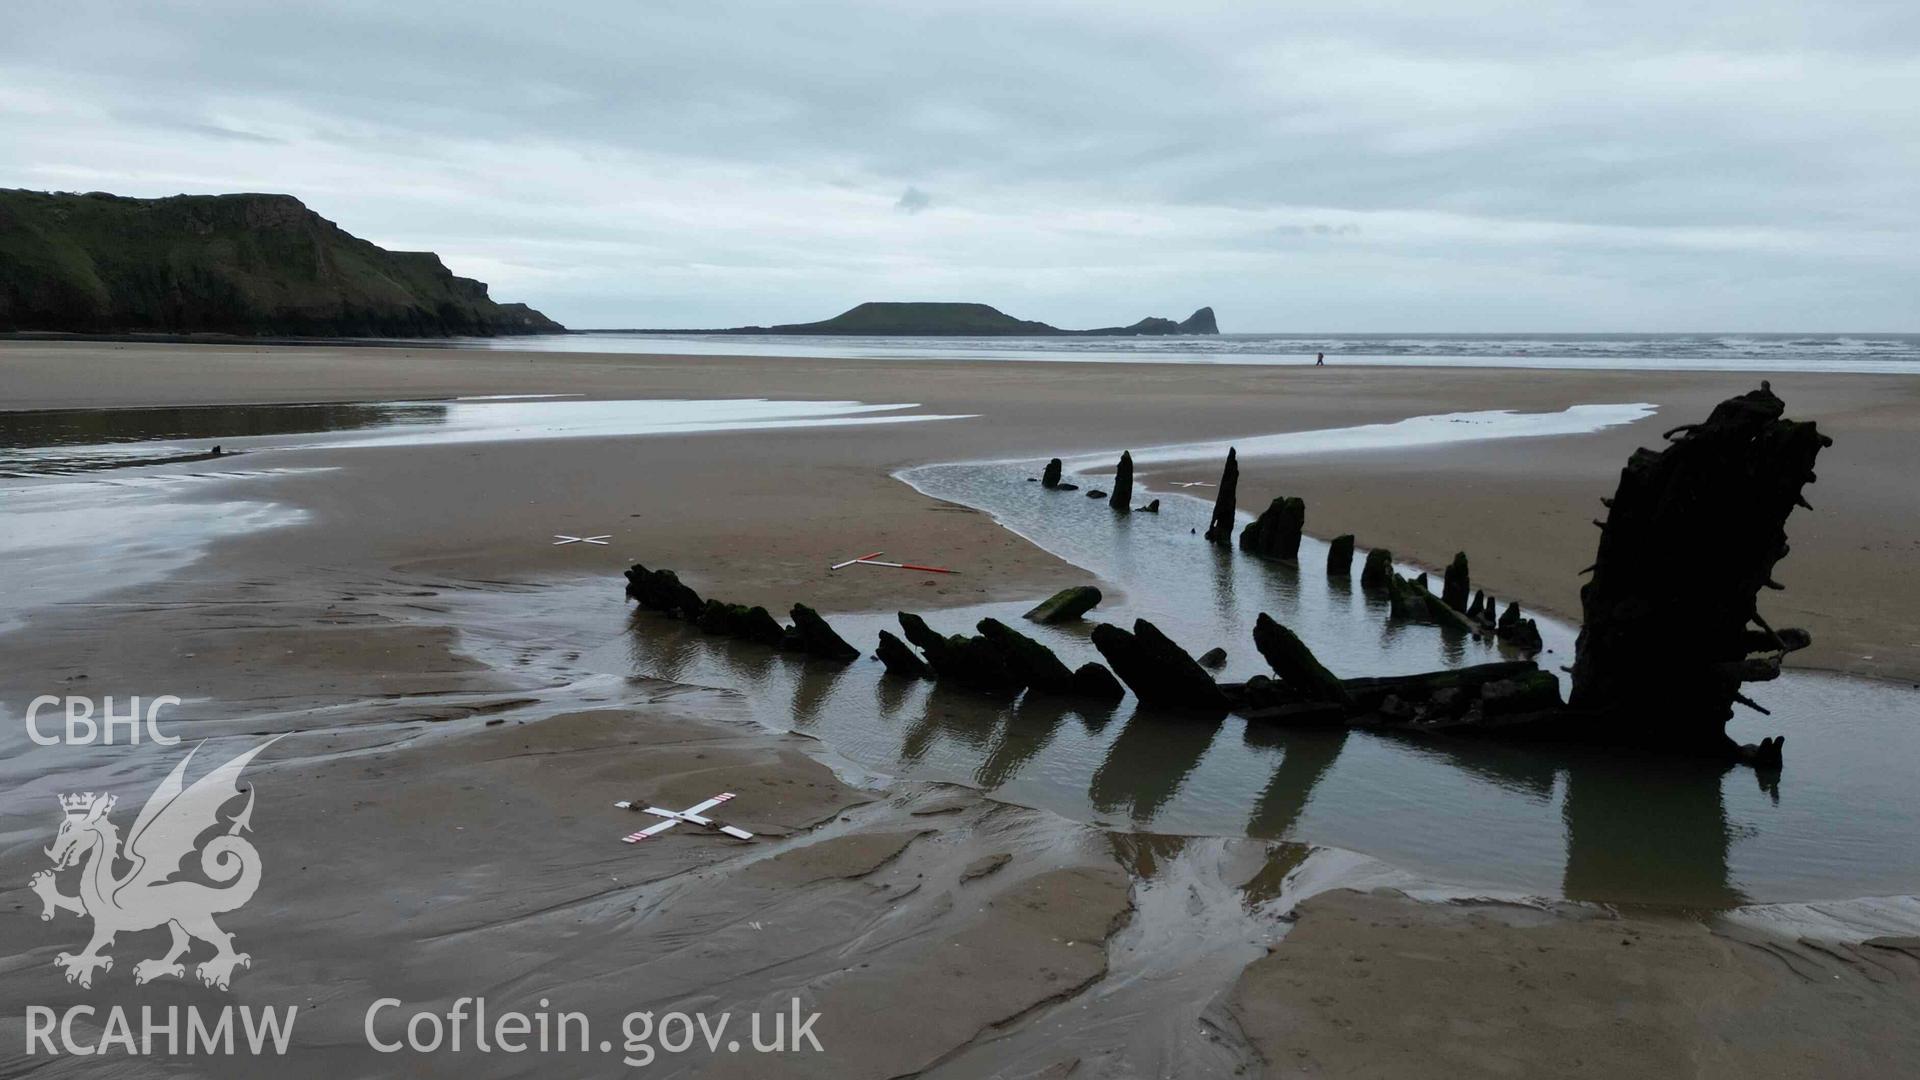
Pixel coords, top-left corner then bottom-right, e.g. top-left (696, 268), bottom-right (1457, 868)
top-left (0, 396), bottom-right (970, 476)
top-left (5, 397), bottom-right (1913, 907)
top-left (492, 445), bottom-right (1920, 908)
top-left (0, 397), bottom-right (969, 629)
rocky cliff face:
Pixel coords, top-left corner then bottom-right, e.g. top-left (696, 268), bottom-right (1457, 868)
top-left (0, 189), bottom-right (562, 337)
top-left (1179, 306), bottom-right (1218, 334)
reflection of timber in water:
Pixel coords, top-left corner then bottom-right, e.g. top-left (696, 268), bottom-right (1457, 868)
top-left (1559, 754), bottom-right (1744, 908)
top-left (1090, 711), bottom-right (1223, 824)
top-left (1378, 738), bottom-right (1746, 907)
top-left (623, 611), bottom-right (706, 685)
top-left (787, 661), bottom-right (846, 730)
top-left (899, 680), bottom-right (1003, 767)
top-left (642, 590), bottom-right (1758, 907)
top-left (874, 666), bottom-right (917, 716)
top-left (975, 699), bottom-right (1073, 791)
top-left (578, 448), bottom-right (1920, 903)
top-left (1243, 725), bottom-right (1349, 839)
top-left (596, 582), bottom-right (1916, 906)
top-left (1244, 719), bottom-right (1745, 907)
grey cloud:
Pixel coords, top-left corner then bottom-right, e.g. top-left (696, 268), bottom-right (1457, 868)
top-left (0, 0), bottom-right (1914, 330)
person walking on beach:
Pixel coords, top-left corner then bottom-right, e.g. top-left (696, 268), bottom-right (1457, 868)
top-left (1315, 352), bottom-right (1325, 366)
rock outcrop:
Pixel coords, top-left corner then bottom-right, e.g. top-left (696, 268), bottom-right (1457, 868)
top-left (1041, 458), bottom-right (1063, 489)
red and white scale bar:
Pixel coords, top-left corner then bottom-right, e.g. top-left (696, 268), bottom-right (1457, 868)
top-left (828, 550), bottom-right (958, 575)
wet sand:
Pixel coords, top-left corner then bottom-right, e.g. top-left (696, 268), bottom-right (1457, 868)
top-left (2, 340), bottom-right (1917, 1076)
top-left (5, 342), bottom-right (1918, 680)
top-left (1226, 889), bottom-right (1920, 1078)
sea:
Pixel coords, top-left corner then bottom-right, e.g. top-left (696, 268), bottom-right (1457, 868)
top-left (446, 331), bottom-right (1920, 375)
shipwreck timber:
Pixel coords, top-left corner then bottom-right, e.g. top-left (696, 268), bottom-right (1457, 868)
top-left (620, 384), bottom-right (1823, 768)
top-left (1203, 448), bottom-right (1238, 545)
top-left (1568, 381), bottom-right (1825, 758)
top-left (1223, 383), bottom-right (1824, 765)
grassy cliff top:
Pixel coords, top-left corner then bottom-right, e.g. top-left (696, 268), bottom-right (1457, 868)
top-left (0, 189), bottom-right (561, 337)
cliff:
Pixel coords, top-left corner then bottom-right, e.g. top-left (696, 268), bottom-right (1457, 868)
top-left (0, 189), bottom-right (563, 337)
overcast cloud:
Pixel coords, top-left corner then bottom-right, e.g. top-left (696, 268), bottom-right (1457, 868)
top-left (3, 0), bottom-right (1916, 330)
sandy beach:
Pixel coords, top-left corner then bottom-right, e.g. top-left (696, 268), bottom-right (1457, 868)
top-left (4, 341), bottom-right (1916, 679)
top-left (2, 340), bottom-right (1917, 1077)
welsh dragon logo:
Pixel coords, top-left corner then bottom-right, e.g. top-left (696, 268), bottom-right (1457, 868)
top-left (29, 738), bottom-right (278, 990)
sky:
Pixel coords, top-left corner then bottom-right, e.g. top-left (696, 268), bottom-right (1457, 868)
top-left (3, 0), bottom-right (1916, 331)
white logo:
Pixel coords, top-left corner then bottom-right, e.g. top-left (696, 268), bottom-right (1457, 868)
top-left (29, 738), bottom-right (279, 990)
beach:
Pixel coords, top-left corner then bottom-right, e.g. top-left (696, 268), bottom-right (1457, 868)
top-left (2, 340), bottom-right (1917, 1076)
top-left (4, 341), bottom-right (1917, 679)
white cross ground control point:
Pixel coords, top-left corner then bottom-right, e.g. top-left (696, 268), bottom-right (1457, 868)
top-left (552, 534), bottom-right (611, 546)
top-left (615, 793), bottom-right (755, 843)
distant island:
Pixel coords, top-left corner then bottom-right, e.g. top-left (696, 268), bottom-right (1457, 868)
top-left (0, 189), bottom-right (563, 337)
top-left (607, 301), bottom-right (1219, 337)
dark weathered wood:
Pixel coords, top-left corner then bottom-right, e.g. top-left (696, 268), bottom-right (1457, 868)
top-left (1569, 381), bottom-right (1826, 759)
top-left (978, 617), bottom-right (1076, 694)
top-left (1023, 585), bottom-right (1102, 624)
top-left (1252, 613), bottom-right (1350, 704)
top-left (1360, 547), bottom-right (1393, 588)
top-left (874, 630), bottom-right (932, 678)
top-left (1240, 496), bottom-right (1305, 560)
top-left (1204, 448), bottom-right (1238, 545)
top-left (1327, 534), bottom-right (1355, 577)
top-left (1092, 619), bottom-right (1229, 712)
top-left (1108, 451), bottom-right (1134, 512)
top-left (788, 604), bottom-right (859, 661)
top-left (1442, 552), bottom-right (1470, 612)
top-left (1337, 661), bottom-right (1541, 711)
